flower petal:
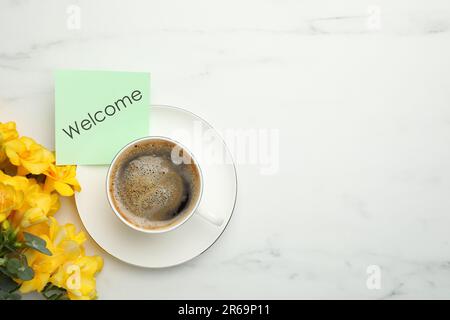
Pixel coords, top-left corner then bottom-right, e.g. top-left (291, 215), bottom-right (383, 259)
top-left (54, 181), bottom-right (74, 196)
top-left (21, 160), bottom-right (50, 175)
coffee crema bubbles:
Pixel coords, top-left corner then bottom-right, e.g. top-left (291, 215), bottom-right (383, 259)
top-left (109, 139), bottom-right (201, 230)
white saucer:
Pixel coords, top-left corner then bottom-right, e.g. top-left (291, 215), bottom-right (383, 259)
top-left (75, 105), bottom-right (237, 268)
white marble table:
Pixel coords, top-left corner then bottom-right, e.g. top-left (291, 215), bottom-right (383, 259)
top-left (1, 0), bottom-right (450, 299)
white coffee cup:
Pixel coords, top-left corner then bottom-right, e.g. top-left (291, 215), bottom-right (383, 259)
top-left (106, 136), bottom-right (223, 233)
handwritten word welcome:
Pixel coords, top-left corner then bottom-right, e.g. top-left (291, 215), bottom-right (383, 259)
top-left (62, 90), bottom-right (142, 139)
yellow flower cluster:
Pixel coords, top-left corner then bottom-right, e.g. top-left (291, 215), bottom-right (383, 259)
top-left (0, 121), bottom-right (102, 300)
top-left (22, 217), bottom-right (103, 300)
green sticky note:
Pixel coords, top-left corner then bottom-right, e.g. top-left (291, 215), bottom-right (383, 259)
top-left (55, 70), bottom-right (150, 165)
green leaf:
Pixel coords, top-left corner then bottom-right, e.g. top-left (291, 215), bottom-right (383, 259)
top-left (0, 289), bottom-right (21, 300)
top-left (6, 258), bottom-right (20, 274)
top-left (4, 243), bottom-right (16, 252)
top-left (0, 272), bottom-right (20, 293)
top-left (5, 257), bottom-right (34, 281)
top-left (0, 266), bottom-right (14, 279)
top-left (0, 227), bottom-right (18, 254)
top-left (41, 283), bottom-right (68, 300)
top-left (16, 265), bottom-right (34, 281)
top-left (7, 229), bottom-right (16, 242)
top-left (23, 232), bottom-right (52, 256)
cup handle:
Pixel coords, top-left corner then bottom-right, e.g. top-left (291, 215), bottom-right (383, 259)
top-left (196, 207), bottom-right (224, 226)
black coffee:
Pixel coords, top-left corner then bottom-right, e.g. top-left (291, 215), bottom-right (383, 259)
top-left (109, 139), bottom-right (201, 230)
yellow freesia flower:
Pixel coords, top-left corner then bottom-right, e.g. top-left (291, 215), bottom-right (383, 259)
top-left (0, 181), bottom-right (24, 222)
top-left (0, 123), bottom-right (101, 299)
top-left (50, 255), bottom-right (103, 300)
top-left (0, 121), bottom-right (19, 144)
top-left (20, 208), bottom-right (48, 228)
top-left (20, 194), bottom-right (59, 228)
top-left (0, 169), bottom-right (29, 192)
top-left (48, 192), bottom-right (60, 215)
top-left (0, 172), bottom-right (60, 228)
top-left (19, 217), bottom-right (99, 297)
top-left (20, 217), bottom-right (81, 293)
top-left (44, 164), bottom-right (81, 196)
top-left (19, 272), bottom-right (51, 294)
top-left (22, 219), bottom-right (49, 237)
top-left (16, 182), bottom-right (59, 228)
top-left (4, 136), bottom-right (54, 175)
top-left (0, 170), bottom-right (28, 223)
top-left (20, 234), bottom-right (64, 288)
top-left (0, 122), bottom-right (19, 163)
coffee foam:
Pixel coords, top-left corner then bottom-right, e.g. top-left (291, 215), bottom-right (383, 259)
top-left (109, 139), bottom-right (201, 230)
